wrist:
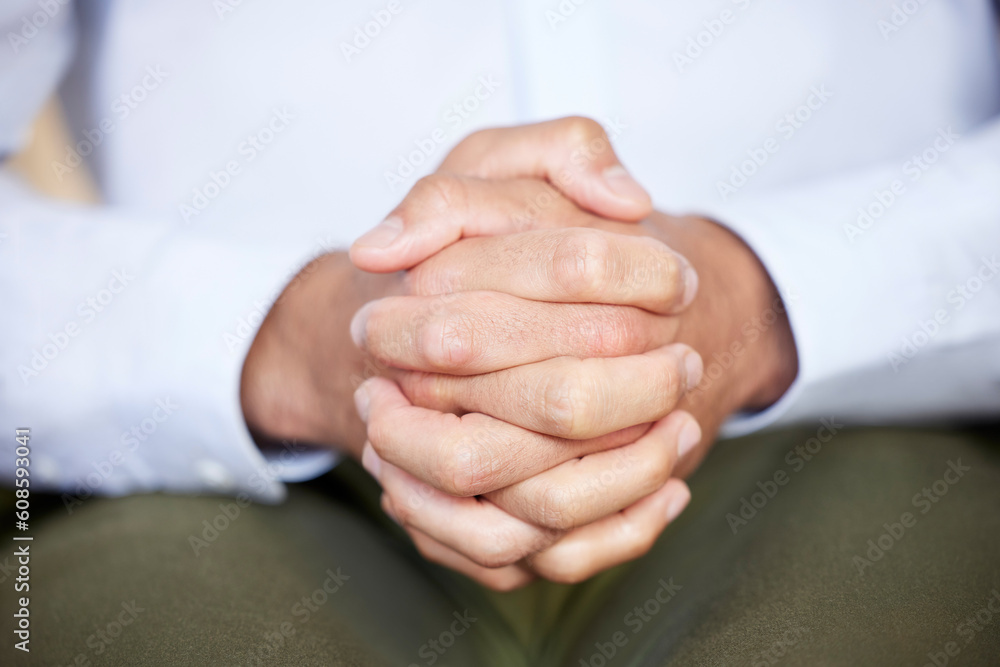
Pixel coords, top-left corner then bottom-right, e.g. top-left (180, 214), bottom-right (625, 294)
top-left (644, 213), bottom-right (798, 416)
top-left (241, 252), bottom-right (401, 460)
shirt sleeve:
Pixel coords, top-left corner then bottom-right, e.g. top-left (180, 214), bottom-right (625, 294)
top-left (698, 117), bottom-right (1000, 437)
top-left (0, 0), bottom-right (338, 503)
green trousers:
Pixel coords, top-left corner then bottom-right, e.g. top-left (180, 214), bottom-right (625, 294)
top-left (3, 425), bottom-right (999, 666)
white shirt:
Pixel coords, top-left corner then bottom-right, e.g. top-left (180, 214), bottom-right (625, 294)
top-left (2, 0), bottom-right (999, 502)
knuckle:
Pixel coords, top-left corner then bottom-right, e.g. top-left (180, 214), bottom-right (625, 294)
top-left (538, 368), bottom-right (585, 438)
top-left (419, 311), bottom-right (475, 369)
top-left (397, 371), bottom-right (442, 411)
top-left (365, 415), bottom-right (392, 453)
top-left (388, 493), bottom-right (416, 524)
top-left (411, 535), bottom-right (444, 565)
top-left (550, 230), bottom-right (610, 297)
top-left (649, 250), bottom-right (684, 307)
top-left (654, 354), bottom-right (683, 407)
top-left (466, 528), bottom-right (527, 569)
top-left (360, 305), bottom-right (390, 360)
top-left (400, 480), bottom-right (437, 515)
top-left (411, 173), bottom-right (468, 216)
top-left (627, 239), bottom-right (686, 309)
top-left (538, 484), bottom-right (581, 531)
top-left (559, 116), bottom-right (607, 149)
top-left (635, 448), bottom-right (672, 493)
top-left (571, 308), bottom-right (640, 357)
top-left (405, 262), bottom-right (461, 297)
top-left (438, 439), bottom-right (495, 496)
top-left (448, 129), bottom-right (504, 177)
top-left (406, 251), bottom-right (468, 295)
top-left (366, 306), bottom-right (419, 369)
top-left (453, 128), bottom-right (494, 156)
top-left (402, 264), bottom-right (434, 296)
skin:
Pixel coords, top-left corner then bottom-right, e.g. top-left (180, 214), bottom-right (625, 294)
top-left (242, 118), bottom-right (798, 589)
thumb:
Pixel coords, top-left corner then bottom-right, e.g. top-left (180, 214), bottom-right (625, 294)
top-left (351, 117), bottom-right (651, 273)
top-left (440, 116), bottom-right (652, 222)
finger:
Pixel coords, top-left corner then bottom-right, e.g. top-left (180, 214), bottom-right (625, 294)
top-left (485, 412), bottom-right (700, 530)
top-left (440, 117), bottom-right (652, 221)
top-left (351, 291), bottom-right (676, 375)
top-left (350, 175), bottom-right (606, 273)
top-left (363, 445), bottom-right (562, 567)
top-left (670, 409), bottom-right (718, 481)
top-left (399, 344), bottom-right (704, 440)
top-left (405, 227), bottom-right (697, 315)
top-left (355, 377), bottom-right (652, 496)
top-left (525, 479), bottom-right (691, 585)
top-left (397, 512), bottom-right (536, 592)
top-left (351, 113), bottom-right (655, 274)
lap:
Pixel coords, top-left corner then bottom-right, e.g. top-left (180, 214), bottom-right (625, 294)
top-left (560, 425), bottom-right (1000, 666)
top-left (6, 425), bottom-right (999, 666)
top-left (5, 476), bottom-right (526, 666)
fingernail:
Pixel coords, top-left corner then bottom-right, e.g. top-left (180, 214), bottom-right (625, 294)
top-left (350, 302), bottom-right (374, 349)
top-left (602, 165), bottom-right (648, 203)
top-left (354, 384), bottom-right (371, 423)
top-left (680, 263), bottom-right (699, 308)
top-left (355, 216), bottom-right (404, 250)
top-left (361, 442), bottom-right (381, 479)
top-left (684, 352), bottom-right (703, 391)
top-left (666, 488), bottom-right (691, 522)
top-left (677, 418), bottom-right (702, 460)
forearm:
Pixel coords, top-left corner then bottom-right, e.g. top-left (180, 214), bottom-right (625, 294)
top-left (0, 176), bottom-right (315, 499)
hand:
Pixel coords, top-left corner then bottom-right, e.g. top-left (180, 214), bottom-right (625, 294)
top-left (356, 208), bottom-right (798, 482)
top-left (354, 213), bottom-right (797, 590)
top-left (351, 224), bottom-right (704, 515)
top-left (238, 118), bottom-right (695, 590)
top-left (365, 440), bottom-right (692, 590)
top-left (352, 213), bottom-right (704, 589)
top-left (239, 117), bottom-right (659, 461)
top-left (350, 120), bottom-right (707, 588)
top-left (351, 119), bottom-right (798, 589)
top-left (354, 116), bottom-right (797, 468)
top-left (350, 116), bottom-right (653, 273)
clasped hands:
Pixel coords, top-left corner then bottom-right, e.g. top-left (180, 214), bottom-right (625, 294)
top-left (349, 119), bottom-right (708, 590)
top-left (242, 117), bottom-right (795, 591)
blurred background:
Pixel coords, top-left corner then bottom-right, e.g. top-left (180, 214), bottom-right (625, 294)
top-left (9, 99), bottom-right (97, 204)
